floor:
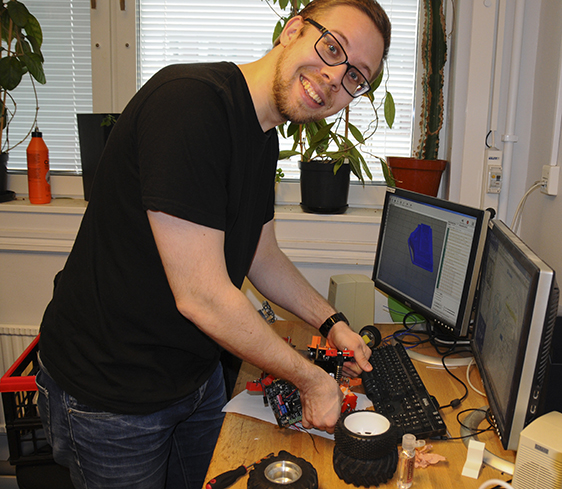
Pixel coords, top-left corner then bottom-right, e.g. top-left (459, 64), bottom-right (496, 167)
top-left (0, 433), bottom-right (17, 488)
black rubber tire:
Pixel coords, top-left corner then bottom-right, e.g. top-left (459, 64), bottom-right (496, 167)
top-left (359, 325), bottom-right (382, 349)
top-left (247, 450), bottom-right (318, 489)
top-left (334, 410), bottom-right (399, 460)
top-left (333, 445), bottom-right (398, 488)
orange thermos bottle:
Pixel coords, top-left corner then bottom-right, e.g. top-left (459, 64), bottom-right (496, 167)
top-left (27, 128), bottom-right (51, 204)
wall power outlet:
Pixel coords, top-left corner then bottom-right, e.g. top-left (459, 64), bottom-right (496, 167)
top-left (541, 165), bottom-right (560, 196)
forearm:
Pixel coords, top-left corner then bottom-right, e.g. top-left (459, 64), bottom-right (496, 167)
top-left (179, 283), bottom-right (326, 389)
top-left (247, 223), bottom-right (335, 329)
top-left (249, 249), bottom-right (335, 328)
top-left (248, 221), bottom-right (373, 375)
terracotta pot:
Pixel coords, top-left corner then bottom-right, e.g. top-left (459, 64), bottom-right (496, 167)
top-left (387, 156), bottom-right (447, 197)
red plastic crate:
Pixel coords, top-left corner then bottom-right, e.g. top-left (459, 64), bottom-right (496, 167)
top-left (0, 335), bottom-right (54, 465)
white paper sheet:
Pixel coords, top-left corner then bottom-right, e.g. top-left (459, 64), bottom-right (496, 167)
top-left (222, 389), bottom-right (373, 440)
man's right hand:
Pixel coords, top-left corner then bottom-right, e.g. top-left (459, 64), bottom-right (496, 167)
top-left (298, 368), bottom-right (343, 434)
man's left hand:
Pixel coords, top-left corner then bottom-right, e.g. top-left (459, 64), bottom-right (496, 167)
top-left (327, 322), bottom-right (373, 377)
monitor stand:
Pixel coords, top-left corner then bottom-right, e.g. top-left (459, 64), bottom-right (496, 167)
top-left (459, 406), bottom-right (515, 475)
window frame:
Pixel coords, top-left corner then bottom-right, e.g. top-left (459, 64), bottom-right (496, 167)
top-left (15, 0), bottom-right (458, 208)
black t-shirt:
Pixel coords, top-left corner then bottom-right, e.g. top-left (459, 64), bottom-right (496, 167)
top-left (39, 62), bottom-right (278, 414)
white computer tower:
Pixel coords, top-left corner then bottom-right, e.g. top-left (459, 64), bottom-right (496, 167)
top-left (512, 411), bottom-right (562, 489)
top-left (327, 274), bottom-right (375, 333)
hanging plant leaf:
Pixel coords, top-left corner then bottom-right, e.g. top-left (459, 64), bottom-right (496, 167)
top-left (279, 149), bottom-right (300, 159)
top-left (348, 122), bottom-right (365, 144)
top-left (371, 69), bottom-right (383, 93)
top-left (272, 19), bottom-right (283, 44)
top-left (379, 157), bottom-right (395, 186)
top-left (0, 56), bottom-right (23, 91)
top-left (24, 14), bottom-right (43, 51)
top-left (7, 0), bottom-right (29, 28)
top-left (384, 91), bottom-right (395, 129)
top-left (21, 52), bottom-right (45, 84)
top-left (286, 122), bottom-right (300, 137)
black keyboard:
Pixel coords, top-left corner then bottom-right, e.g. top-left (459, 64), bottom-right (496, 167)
top-left (361, 342), bottom-right (447, 439)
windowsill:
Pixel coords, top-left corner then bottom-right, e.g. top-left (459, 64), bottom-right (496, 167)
top-left (275, 204), bottom-right (382, 222)
top-left (0, 196), bottom-right (87, 213)
top-left (4, 174), bottom-right (387, 216)
top-left (0, 197), bottom-right (382, 221)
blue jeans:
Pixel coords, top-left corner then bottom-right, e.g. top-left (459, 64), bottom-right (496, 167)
top-left (36, 357), bottom-right (226, 489)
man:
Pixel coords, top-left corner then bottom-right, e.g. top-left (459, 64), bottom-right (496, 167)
top-left (36, 1), bottom-right (391, 487)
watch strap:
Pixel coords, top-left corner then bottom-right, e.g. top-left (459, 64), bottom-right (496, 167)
top-left (319, 312), bottom-right (349, 338)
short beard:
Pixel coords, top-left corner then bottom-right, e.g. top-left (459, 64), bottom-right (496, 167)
top-left (272, 51), bottom-right (319, 125)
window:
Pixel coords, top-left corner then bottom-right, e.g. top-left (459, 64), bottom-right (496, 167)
top-left (137, 0), bottom-right (419, 181)
top-left (5, 0), bottom-right (92, 172)
top-left (7, 0), bottom-right (418, 183)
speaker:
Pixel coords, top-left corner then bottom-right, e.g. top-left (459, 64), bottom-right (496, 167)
top-left (327, 274), bottom-right (375, 333)
top-left (512, 411), bottom-right (562, 488)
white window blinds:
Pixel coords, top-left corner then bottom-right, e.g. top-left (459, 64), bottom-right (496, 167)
top-left (137, 0), bottom-right (419, 182)
top-left (5, 0), bottom-right (92, 173)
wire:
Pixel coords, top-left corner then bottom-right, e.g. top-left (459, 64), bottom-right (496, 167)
top-left (438, 350), bottom-right (470, 409)
top-left (384, 311), bottom-right (428, 346)
top-left (477, 480), bottom-right (514, 489)
top-left (511, 180), bottom-right (542, 233)
top-left (441, 408), bottom-right (494, 441)
top-left (466, 358), bottom-right (487, 397)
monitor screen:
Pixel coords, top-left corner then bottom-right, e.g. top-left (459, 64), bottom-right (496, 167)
top-left (471, 220), bottom-right (559, 451)
top-left (373, 187), bottom-right (490, 337)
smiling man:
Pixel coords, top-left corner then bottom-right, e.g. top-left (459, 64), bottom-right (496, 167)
top-left (36, 1), bottom-right (391, 488)
top-left (270, 5), bottom-right (386, 125)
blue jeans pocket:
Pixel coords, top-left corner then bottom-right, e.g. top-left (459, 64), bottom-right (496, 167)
top-left (35, 367), bottom-right (53, 447)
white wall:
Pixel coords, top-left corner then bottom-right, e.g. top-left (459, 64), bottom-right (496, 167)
top-left (519, 0), bottom-right (562, 290)
top-left (447, 0), bottom-right (561, 302)
top-left (0, 200), bottom-right (385, 331)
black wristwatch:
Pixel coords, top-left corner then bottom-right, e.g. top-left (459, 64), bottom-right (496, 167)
top-left (319, 312), bottom-right (349, 338)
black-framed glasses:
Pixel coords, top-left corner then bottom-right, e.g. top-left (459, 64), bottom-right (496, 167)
top-left (304, 18), bottom-right (371, 98)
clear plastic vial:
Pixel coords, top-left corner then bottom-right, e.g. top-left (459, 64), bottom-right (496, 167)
top-left (397, 433), bottom-right (416, 488)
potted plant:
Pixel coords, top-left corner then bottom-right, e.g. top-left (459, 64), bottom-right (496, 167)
top-left (386, 0), bottom-right (447, 197)
top-left (0, 0), bottom-right (46, 202)
top-left (77, 113), bottom-right (119, 201)
top-left (267, 0), bottom-right (395, 213)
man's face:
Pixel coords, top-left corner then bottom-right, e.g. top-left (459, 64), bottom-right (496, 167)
top-left (273, 5), bottom-right (384, 125)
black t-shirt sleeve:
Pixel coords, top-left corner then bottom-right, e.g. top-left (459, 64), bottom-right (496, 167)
top-left (138, 78), bottom-right (232, 231)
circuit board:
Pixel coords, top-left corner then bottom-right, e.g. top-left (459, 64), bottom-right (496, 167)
top-left (263, 379), bottom-right (303, 428)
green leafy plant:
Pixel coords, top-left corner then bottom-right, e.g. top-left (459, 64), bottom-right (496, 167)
top-left (275, 167), bottom-right (284, 183)
top-left (101, 114), bottom-right (117, 128)
top-left (265, 0), bottom-right (395, 185)
top-left (0, 0), bottom-right (46, 152)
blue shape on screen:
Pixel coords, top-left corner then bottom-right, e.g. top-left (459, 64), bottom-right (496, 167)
top-left (408, 224), bottom-right (433, 272)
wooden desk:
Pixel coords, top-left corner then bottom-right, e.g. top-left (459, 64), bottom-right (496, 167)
top-left (204, 321), bottom-right (515, 488)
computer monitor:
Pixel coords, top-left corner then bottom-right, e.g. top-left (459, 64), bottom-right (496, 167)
top-left (471, 219), bottom-right (559, 451)
top-left (372, 187), bottom-right (490, 337)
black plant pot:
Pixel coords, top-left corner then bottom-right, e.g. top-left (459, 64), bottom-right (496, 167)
top-left (0, 152), bottom-right (8, 193)
top-left (299, 160), bottom-right (350, 214)
top-left (0, 152), bottom-right (15, 203)
top-left (77, 113), bottom-right (119, 201)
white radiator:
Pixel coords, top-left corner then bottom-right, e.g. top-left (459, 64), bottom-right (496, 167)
top-left (0, 325), bottom-right (39, 433)
top-left (0, 325), bottom-right (39, 377)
